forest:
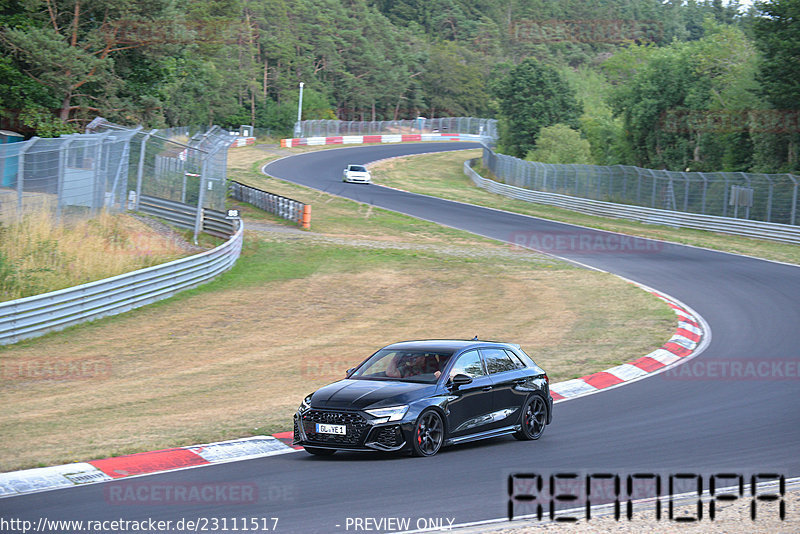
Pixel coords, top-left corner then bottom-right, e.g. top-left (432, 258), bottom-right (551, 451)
top-left (1, 0), bottom-right (798, 173)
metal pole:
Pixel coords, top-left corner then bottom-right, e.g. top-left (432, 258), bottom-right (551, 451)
top-left (17, 137), bottom-right (38, 221)
top-left (789, 174), bottom-right (798, 226)
top-left (136, 129), bottom-right (157, 211)
top-left (293, 82), bottom-right (304, 138)
top-left (193, 152), bottom-right (209, 244)
top-left (699, 173), bottom-right (708, 215)
top-left (763, 174), bottom-right (773, 223)
top-left (56, 136), bottom-right (76, 223)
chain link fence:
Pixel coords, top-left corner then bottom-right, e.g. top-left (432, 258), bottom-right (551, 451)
top-left (295, 117), bottom-right (498, 139)
top-left (482, 149), bottom-right (799, 226)
top-left (0, 119), bottom-right (236, 238)
top-left (297, 117), bottom-right (798, 226)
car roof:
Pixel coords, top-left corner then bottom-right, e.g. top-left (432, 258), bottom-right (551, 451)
top-left (381, 339), bottom-right (517, 353)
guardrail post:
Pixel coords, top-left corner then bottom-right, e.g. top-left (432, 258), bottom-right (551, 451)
top-left (789, 174), bottom-right (798, 226)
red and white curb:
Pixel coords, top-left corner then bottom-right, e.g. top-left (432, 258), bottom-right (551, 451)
top-left (0, 436), bottom-right (295, 498)
top-left (0, 288), bottom-right (705, 499)
top-left (280, 132), bottom-right (483, 147)
top-left (550, 286), bottom-right (706, 402)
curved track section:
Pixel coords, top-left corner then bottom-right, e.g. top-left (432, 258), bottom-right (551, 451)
top-left (2, 143), bottom-right (799, 532)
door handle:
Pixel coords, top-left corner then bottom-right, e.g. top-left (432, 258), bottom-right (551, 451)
top-left (482, 386), bottom-right (493, 391)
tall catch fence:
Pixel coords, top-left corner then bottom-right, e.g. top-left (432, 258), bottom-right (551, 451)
top-left (0, 118), bottom-right (236, 240)
top-left (296, 117), bottom-right (798, 227)
top-left (295, 117), bottom-right (498, 140)
top-left (482, 149), bottom-right (799, 227)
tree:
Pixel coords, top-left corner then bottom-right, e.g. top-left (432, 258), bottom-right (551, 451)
top-left (0, 0), bottom-right (186, 128)
top-left (420, 41), bottom-right (489, 117)
top-left (493, 58), bottom-right (581, 158)
top-left (525, 124), bottom-right (592, 164)
top-left (752, 0), bottom-right (800, 170)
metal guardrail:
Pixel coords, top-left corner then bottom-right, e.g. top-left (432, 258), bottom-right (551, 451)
top-left (0, 221), bottom-right (244, 346)
top-left (229, 181), bottom-right (309, 228)
top-left (138, 194), bottom-right (236, 239)
top-left (464, 160), bottom-right (800, 245)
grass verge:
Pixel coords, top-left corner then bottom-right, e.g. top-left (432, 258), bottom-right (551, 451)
top-left (0, 210), bottom-right (193, 302)
top-left (0, 143), bottom-right (677, 471)
top-left (369, 149), bottom-right (800, 265)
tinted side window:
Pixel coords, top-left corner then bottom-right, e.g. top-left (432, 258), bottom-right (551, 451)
top-left (481, 348), bottom-right (518, 374)
top-left (505, 349), bottom-right (527, 369)
top-left (449, 350), bottom-right (485, 378)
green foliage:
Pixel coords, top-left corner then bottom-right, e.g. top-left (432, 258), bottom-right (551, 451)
top-left (18, 106), bottom-right (79, 137)
top-left (751, 0), bottom-right (800, 172)
top-left (525, 124), bottom-right (592, 164)
top-left (493, 58), bottom-right (582, 158)
top-left (0, 0), bottom-right (790, 176)
top-left (609, 19), bottom-right (763, 171)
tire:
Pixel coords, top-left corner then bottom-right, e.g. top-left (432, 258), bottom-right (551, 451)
top-left (514, 394), bottom-right (548, 441)
top-left (411, 409), bottom-right (445, 457)
top-left (304, 446), bottom-right (336, 456)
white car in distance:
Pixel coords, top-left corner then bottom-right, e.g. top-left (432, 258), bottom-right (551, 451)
top-left (343, 164), bottom-right (372, 184)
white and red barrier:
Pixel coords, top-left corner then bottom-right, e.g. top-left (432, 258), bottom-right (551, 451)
top-left (230, 136), bottom-right (256, 148)
top-left (280, 132), bottom-right (483, 148)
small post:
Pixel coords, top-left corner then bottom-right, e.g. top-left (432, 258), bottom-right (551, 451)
top-left (302, 204), bottom-right (311, 229)
top-left (294, 82), bottom-right (304, 137)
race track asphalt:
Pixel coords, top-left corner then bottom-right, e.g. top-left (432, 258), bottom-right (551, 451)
top-left (2, 142), bottom-right (798, 533)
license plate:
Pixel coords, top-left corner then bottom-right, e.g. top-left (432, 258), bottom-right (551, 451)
top-left (316, 423), bottom-right (346, 435)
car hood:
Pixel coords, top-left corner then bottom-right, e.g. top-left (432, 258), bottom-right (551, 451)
top-left (310, 379), bottom-right (435, 410)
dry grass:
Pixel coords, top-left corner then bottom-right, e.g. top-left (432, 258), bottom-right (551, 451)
top-left (0, 144), bottom-right (676, 472)
top-left (0, 210), bottom-right (190, 301)
top-left (0, 232), bottom-right (673, 472)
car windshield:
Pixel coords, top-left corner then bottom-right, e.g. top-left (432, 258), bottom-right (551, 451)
top-left (350, 349), bottom-right (452, 383)
top-left (349, 165), bottom-right (367, 172)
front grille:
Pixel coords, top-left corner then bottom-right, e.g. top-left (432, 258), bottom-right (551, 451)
top-left (301, 410), bottom-right (369, 446)
top-left (368, 425), bottom-right (404, 449)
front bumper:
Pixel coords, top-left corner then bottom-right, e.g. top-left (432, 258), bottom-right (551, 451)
top-left (344, 174), bottom-right (371, 183)
top-left (294, 409), bottom-right (410, 452)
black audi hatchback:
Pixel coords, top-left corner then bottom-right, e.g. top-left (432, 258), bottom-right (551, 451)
top-left (293, 339), bottom-right (553, 457)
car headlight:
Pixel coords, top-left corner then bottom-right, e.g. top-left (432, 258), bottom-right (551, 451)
top-left (365, 405), bottom-right (408, 424)
top-left (299, 394), bottom-right (313, 413)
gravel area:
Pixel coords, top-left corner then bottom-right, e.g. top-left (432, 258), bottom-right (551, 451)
top-left (243, 220), bottom-right (564, 265)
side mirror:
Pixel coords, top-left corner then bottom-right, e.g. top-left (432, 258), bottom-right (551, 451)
top-left (449, 373), bottom-right (473, 389)
top-left (346, 368), bottom-right (356, 378)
